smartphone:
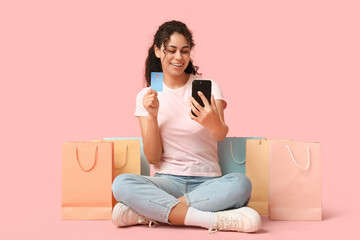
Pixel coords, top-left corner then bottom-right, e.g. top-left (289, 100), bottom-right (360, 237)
top-left (191, 80), bottom-right (212, 117)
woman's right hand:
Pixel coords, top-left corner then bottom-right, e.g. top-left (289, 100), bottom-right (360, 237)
top-left (142, 89), bottom-right (159, 117)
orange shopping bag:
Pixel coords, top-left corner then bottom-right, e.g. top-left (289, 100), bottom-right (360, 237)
top-left (62, 142), bottom-right (113, 220)
top-left (269, 141), bottom-right (322, 220)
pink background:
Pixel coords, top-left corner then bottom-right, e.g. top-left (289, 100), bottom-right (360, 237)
top-left (1, 0), bottom-right (359, 239)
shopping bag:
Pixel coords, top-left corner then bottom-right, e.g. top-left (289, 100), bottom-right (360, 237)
top-left (98, 139), bottom-right (142, 207)
top-left (217, 137), bottom-right (262, 175)
top-left (104, 137), bottom-right (149, 176)
top-left (269, 141), bottom-right (322, 220)
top-left (246, 139), bottom-right (290, 214)
top-left (62, 142), bottom-right (113, 220)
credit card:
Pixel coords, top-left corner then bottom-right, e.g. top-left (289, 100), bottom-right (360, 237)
top-left (151, 72), bottom-right (163, 92)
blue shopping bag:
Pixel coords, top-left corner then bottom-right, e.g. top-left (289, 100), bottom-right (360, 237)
top-left (104, 137), bottom-right (150, 176)
top-left (218, 137), bottom-right (262, 175)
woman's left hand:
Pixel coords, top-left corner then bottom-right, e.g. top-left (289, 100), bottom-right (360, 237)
top-left (189, 91), bottom-right (223, 132)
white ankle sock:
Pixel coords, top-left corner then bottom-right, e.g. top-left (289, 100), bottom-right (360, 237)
top-left (184, 207), bottom-right (216, 229)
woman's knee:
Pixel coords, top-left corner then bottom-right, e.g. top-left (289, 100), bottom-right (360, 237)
top-left (223, 173), bottom-right (252, 202)
top-left (112, 173), bottom-right (140, 202)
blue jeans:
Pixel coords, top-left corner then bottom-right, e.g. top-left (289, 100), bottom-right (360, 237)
top-left (112, 173), bottom-right (252, 223)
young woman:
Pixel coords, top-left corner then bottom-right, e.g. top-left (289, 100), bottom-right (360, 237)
top-left (111, 20), bottom-right (261, 233)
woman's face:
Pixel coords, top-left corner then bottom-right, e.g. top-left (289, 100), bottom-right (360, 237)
top-left (155, 32), bottom-right (191, 77)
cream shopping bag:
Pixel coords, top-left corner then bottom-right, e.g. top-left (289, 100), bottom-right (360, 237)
top-left (95, 139), bottom-right (141, 207)
top-left (246, 139), bottom-right (291, 214)
top-left (104, 137), bottom-right (149, 176)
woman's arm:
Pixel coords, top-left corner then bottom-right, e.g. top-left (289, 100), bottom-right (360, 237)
top-left (138, 116), bottom-right (163, 164)
top-left (189, 93), bottom-right (229, 142)
top-left (139, 89), bottom-right (163, 164)
top-left (210, 99), bottom-right (229, 141)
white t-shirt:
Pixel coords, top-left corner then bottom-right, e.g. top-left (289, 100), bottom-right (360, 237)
top-left (134, 74), bottom-right (225, 177)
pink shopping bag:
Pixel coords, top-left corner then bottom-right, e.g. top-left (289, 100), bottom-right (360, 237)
top-left (269, 141), bottom-right (322, 220)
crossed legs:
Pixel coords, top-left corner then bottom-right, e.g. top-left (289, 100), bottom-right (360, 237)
top-left (112, 173), bottom-right (261, 232)
top-left (112, 173), bottom-right (252, 224)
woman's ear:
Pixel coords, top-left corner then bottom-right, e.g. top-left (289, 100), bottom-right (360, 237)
top-left (154, 45), bottom-right (161, 58)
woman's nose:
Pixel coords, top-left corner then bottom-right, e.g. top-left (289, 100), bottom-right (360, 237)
top-left (174, 50), bottom-right (182, 59)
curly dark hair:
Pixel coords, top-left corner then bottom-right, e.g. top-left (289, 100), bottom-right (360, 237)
top-left (144, 20), bottom-right (200, 86)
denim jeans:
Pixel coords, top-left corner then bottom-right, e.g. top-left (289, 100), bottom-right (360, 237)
top-left (112, 172), bottom-right (252, 223)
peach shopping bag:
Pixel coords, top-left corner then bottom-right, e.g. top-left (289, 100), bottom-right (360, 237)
top-left (269, 141), bottom-right (322, 220)
top-left (62, 142), bottom-right (113, 220)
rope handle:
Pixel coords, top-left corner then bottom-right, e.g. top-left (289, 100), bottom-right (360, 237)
top-left (76, 146), bottom-right (98, 172)
top-left (230, 141), bottom-right (245, 165)
top-left (258, 138), bottom-right (268, 145)
top-left (285, 145), bottom-right (310, 170)
top-left (115, 144), bottom-right (128, 169)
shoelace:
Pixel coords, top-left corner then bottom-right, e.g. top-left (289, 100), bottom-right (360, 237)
top-left (208, 215), bottom-right (243, 233)
top-left (137, 218), bottom-right (157, 228)
top-left (148, 221), bottom-right (157, 228)
top-left (208, 228), bottom-right (218, 234)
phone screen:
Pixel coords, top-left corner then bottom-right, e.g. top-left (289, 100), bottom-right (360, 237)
top-left (191, 80), bottom-right (212, 116)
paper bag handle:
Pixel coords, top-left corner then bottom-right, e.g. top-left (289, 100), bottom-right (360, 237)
top-left (230, 141), bottom-right (245, 165)
top-left (285, 145), bottom-right (310, 170)
top-left (76, 146), bottom-right (98, 172)
top-left (115, 144), bottom-right (128, 169)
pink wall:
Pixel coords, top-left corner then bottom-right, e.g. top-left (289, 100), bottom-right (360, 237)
top-left (1, 0), bottom-right (359, 239)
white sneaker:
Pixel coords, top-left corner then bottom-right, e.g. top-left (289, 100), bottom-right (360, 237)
top-left (112, 202), bottom-right (157, 228)
top-left (209, 207), bottom-right (261, 233)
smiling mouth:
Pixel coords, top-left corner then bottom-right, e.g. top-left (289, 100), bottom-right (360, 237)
top-left (171, 63), bottom-right (184, 67)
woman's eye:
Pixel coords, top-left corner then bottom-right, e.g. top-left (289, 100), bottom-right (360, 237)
top-left (166, 50), bottom-right (189, 54)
